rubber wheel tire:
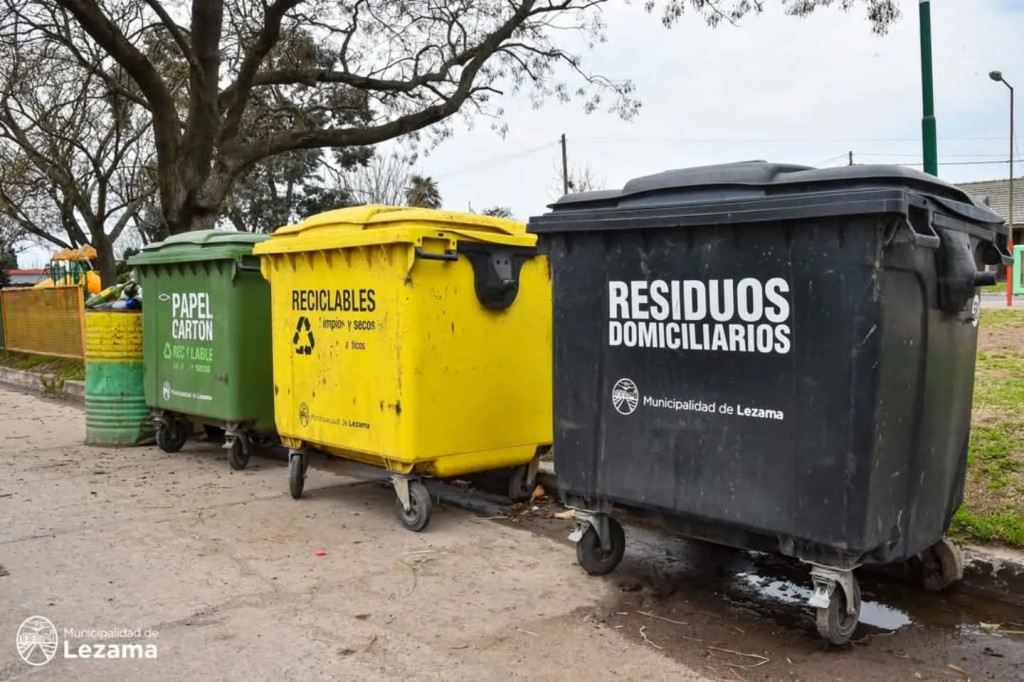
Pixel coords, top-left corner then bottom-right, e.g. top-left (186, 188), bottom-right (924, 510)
top-left (575, 517), bottom-right (626, 576)
top-left (203, 424), bottom-right (225, 441)
top-left (507, 463), bottom-right (537, 502)
top-left (911, 537), bottom-right (964, 592)
top-left (227, 439), bottom-right (249, 471)
top-left (288, 453), bottom-right (306, 499)
top-left (395, 480), bottom-right (432, 532)
top-left (156, 420), bottom-right (187, 453)
top-left (815, 578), bottom-right (861, 647)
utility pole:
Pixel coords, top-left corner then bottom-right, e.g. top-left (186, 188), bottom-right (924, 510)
top-left (990, 71), bottom-right (1015, 305)
top-left (560, 133), bottom-right (569, 195)
top-left (919, 0), bottom-right (938, 176)
top-left (1011, 81), bottom-right (1016, 307)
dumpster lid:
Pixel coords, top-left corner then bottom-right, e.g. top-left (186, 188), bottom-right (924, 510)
top-left (254, 205), bottom-right (531, 255)
top-left (530, 161), bottom-right (1007, 234)
top-left (129, 229), bottom-right (268, 266)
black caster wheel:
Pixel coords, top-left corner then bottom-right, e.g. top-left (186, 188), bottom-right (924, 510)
top-left (156, 420), bottom-right (187, 453)
top-left (911, 537), bottom-right (964, 592)
top-left (203, 424), bottom-right (225, 441)
top-left (227, 438), bottom-right (249, 471)
top-left (288, 452), bottom-right (306, 499)
top-left (575, 517), bottom-right (626, 576)
top-left (395, 479), bottom-right (432, 532)
top-left (507, 462), bottom-right (537, 502)
top-left (815, 578), bottom-right (861, 646)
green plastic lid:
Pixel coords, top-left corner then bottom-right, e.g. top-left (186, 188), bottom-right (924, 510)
top-left (129, 229), bottom-right (268, 266)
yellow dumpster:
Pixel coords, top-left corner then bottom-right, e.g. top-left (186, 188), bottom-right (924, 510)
top-left (254, 205), bottom-right (552, 531)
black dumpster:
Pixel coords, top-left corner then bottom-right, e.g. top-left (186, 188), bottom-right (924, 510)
top-left (528, 161), bottom-right (1010, 645)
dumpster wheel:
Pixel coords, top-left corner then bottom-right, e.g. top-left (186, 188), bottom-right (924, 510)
top-left (288, 450), bottom-right (308, 499)
top-left (911, 537), bottom-right (964, 592)
top-left (394, 479), bottom-right (432, 532)
top-left (813, 574), bottom-right (861, 647)
top-left (156, 419), bottom-right (187, 453)
top-left (508, 459), bottom-right (539, 503)
top-left (575, 517), bottom-right (626, 576)
top-left (227, 437), bottom-right (249, 471)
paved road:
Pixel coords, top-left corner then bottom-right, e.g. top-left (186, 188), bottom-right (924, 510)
top-left (980, 292), bottom-right (1024, 308)
top-left (0, 387), bottom-right (701, 681)
top-left (1, 386), bottom-right (1022, 681)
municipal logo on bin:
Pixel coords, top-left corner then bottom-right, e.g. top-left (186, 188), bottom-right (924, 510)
top-left (298, 402), bottom-right (310, 427)
top-left (162, 381), bottom-right (171, 401)
top-left (612, 378), bottom-right (639, 415)
top-left (971, 294), bottom-right (981, 327)
top-left (16, 616), bottom-right (58, 666)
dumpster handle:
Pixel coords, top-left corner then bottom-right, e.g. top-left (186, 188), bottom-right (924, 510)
top-left (900, 213), bottom-right (941, 249)
top-left (414, 247), bottom-right (458, 262)
top-left (232, 260), bottom-right (263, 283)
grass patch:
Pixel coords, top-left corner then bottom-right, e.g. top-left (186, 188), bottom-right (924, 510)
top-left (951, 508), bottom-right (1024, 548)
top-left (0, 349), bottom-right (85, 382)
top-left (979, 283), bottom-right (1008, 294)
top-left (957, 308), bottom-right (1024, 548)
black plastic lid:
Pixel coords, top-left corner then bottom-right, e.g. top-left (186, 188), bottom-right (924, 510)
top-left (528, 161), bottom-right (1006, 235)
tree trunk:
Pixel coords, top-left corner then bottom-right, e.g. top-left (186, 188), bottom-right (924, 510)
top-left (165, 170), bottom-right (233, 234)
top-left (90, 232), bottom-right (119, 289)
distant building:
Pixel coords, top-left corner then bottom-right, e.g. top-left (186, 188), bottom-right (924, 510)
top-left (2, 269), bottom-right (46, 287)
top-left (957, 177), bottom-right (1024, 246)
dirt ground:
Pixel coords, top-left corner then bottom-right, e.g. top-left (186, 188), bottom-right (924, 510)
top-left (2, 386), bottom-right (1023, 681)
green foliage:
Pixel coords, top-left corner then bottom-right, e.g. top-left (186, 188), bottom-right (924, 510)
top-left (0, 350), bottom-right (84, 381)
top-left (0, 242), bottom-right (16, 287)
top-left (226, 149), bottom-right (358, 232)
top-left (954, 308), bottom-right (1024, 547)
top-left (405, 175), bottom-right (442, 209)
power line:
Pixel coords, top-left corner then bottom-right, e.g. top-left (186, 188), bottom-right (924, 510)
top-left (812, 153), bottom-right (849, 167)
top-left (855, 152), bottom-right (1010, 159)
top-left (586, 135), bottom-right (1009, 145)
top-left (893, 160), bottom-right (1024, 167)
top-left (434, 140), bottom-right (560, 179)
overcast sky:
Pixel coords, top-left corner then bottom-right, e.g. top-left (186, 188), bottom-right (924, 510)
top-left (421, 0), bottom-right (1024, 219)
top-left (14, 0), bottom-right (1024, 266)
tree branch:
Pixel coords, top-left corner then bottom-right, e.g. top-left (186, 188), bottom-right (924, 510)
top-left (141, 0), bottom-right (200, 72)
top-left (224, 0), bottom-right (538, 171)
top-left (219, 0), bottom-right (304, 144)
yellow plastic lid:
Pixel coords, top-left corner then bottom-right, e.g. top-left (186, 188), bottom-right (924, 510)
top-left (255, 205), bottom-right (530, 255)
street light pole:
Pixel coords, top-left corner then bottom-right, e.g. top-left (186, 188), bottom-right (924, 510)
top-left (919, 0), bottom-right (938, 176)
top-left (990, 71), bottom-right (1014, 306)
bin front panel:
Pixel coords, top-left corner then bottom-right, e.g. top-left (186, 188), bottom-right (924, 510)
top-left (533, 161), bottom-right (1003, 566)
top-left (264, 242), bottom-right (552, 466)
top-left (266, 245), bottom-right (405, 457)
top-left (137, 259), bottom-right (275, 430)
top-left (549, 219), bottom-right (889, 549)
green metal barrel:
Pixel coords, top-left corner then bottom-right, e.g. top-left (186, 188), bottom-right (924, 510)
top-left (85, 310), bottom-right (154, 445)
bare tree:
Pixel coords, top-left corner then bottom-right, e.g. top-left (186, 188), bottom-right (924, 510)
top-left (343, 152), bottom-right (415, 206)
top-left (550, 161), bottom-right (603, 199)
top-left (1, 1), bottom-right (898, 237)
top-left (0, 24), bottom-right (155, 285)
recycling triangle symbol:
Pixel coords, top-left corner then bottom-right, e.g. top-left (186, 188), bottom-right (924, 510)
top-left (293, 316), bottom-right (315, 355)
top-left (163, 341), bottom-right (173, 360)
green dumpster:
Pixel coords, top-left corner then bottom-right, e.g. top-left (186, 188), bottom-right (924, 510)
top-left (128, 230), bottom-right (275, 469)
